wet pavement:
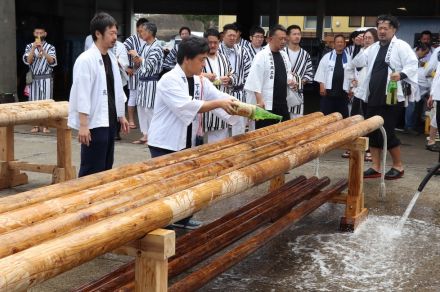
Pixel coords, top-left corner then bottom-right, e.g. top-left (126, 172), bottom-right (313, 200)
top-left (1, 124), bottom-right (439, 292)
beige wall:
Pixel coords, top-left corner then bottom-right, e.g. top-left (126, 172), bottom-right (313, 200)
top-left (218, 15), bottom-right (368, 33)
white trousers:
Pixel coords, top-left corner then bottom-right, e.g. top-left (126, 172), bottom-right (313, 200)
top-left (137, 106), bottom-right (154, 135)
top-left (231, 116), bottom-right (247, 136)
top-left (206, 128), bottom-right (229, 143)
top-left (128, 90), bottom-right (137, 107)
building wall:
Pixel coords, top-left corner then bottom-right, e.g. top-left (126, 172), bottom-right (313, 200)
top-left (0, 0), bottom-right (17, 95)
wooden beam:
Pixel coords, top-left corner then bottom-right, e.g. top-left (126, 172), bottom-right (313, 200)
top-left (135, 229), bottom-right (175, 292)
top-left (268, 174), bottom-right (285, 192)
top-left (8, 161), bottom-right (57, 174)
top-left (338, 136), bottom-right (369, 152)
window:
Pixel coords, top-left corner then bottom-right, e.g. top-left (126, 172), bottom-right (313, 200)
top-left (304, 16), bottom-right (332, 30)
top-left (364, 16), bottom-right (377, 27)
top-left (260, 15), bottom-right (269, 28)
top-left (349, 16), bottom-right (362, 27)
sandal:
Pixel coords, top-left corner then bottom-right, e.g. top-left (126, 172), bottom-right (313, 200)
top-left (132, 139), bottom-right (147, 145)
top-left (341, 151), bottom-right (350, 158)
top-left (42, 127), bottom-right (51, 133)
top-left (385, 168), bottom-right (404, 180)
top-left (129, 123), bottom-right (137, 129)
top-left (364, 168), bottom-right (381, 179)
top-left (30, 126), bottom-right (39, 133)
top-left (364, 152), bottom-right (372, 162)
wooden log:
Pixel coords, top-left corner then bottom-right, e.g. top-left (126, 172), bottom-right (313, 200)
top-left (0, 115), bottom-right (358, 259)
top-left (168, 179), bottom-right (349, 292)
top-left (0, 101), bottom-right (69, 127)
top-left (0, 116), bottom-right (383, 291)
top-left (73, 176), bottom-right (308, 292)
top-left (0, 112), bottom-right (323, 214)
top-left (168, 177), bottom-right (331, 278)
top-left (8, 161), bottom-right (57, 174)
top-left (174, 176), bottom-right (317, 258)
top-left (0, 126), bottom-right (28, 189)
top-left (0, 114), bottom-right (345, 237)
top-left (174, 176), bottom-right (307, 256)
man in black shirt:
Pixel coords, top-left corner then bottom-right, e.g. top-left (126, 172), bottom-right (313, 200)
top-left (362, 15), bottom-right (418, 180)
top-left (245, 25), bottom-right (292, 129)
top-left (316, 35), bottom-right (350, 118)
top-left (68, 13), bottom-right (130, 177)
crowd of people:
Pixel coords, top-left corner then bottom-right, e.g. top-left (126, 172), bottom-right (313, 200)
top-left (22, 12), bottom-right (440, 227)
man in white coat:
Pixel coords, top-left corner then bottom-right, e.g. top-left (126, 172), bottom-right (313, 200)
top-left (244, 25), bottom-right (293, 129)
top-left (68, 12), bottom-right (129, 177)
top-left (349, 15), bottom-right (418, 180)
top-left (147, 36), bottom-right (238, 229)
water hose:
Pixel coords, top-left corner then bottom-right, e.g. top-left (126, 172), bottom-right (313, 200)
top-left (379, 126), bottom-right (387, 200)
top-left (418, 162), bottom-right (440, 192)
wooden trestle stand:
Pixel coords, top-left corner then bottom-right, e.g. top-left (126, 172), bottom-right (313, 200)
top-left (112, 229), bottom-right (176, 292)
top-left (0, 101), bottom-right (75, 189)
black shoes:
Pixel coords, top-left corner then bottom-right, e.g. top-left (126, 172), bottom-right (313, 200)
top-left (364, 168), bottom-right (381, 179)
top-left (384, 168), bottom-right (404, 180)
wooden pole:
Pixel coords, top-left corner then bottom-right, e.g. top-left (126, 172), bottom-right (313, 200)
top-left (168, 177), bottom-right (330, 278)
top-left (174, 177), bottom-right (320, 258)
top-left (0, 116), bottom-right (383, 291)
top-left (0, 114), bottom-right (345, 237)
top-left (0, 126), bottom-right (28, 189)
top-left (168, 180), bottom-right (348, 292)
top-left (0, 112), bottom-right (323, 214)
top-left (0, 116), bottom-right (361, 260)
top-left (0, 101), bottom-right (68, 127)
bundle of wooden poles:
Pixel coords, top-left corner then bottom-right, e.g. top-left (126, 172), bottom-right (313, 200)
top-left (0, 99), bottom-right (68, 127)
top-left (74, 175), bottom-right (348, 292)
top-left (0, 112), bottom-right (383, 291)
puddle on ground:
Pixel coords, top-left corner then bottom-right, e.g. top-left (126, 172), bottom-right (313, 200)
top-left (205, 215), bottom-right (440, 291)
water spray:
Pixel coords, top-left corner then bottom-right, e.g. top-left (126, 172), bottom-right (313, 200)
top-left (378, 126), bottom-right (387, 200)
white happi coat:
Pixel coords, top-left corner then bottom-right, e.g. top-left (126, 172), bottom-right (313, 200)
top-left (428, 47), bottom-right (440, 101)
top-left (244, 46), bottom-right (291, 111)
top-left (68, 44), bottom-right (126, 130)
top-left (315, 49), bottom-right (351, 92)
top-left (349, 36), bottom-right (418, 103)
top-left (23, 41), bottom-right (57, 100)
top-left (148, 64), bottom-right (237, 151)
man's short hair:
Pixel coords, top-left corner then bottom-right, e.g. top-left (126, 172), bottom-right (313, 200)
top-left (90, 12), bottom-right (118, 41)
top-left (142, 22), bottom-right (157, 37)
top-left (249, 25), bottom-right (265, 36)
top-left (177, 36), bottom-right (209, 65)
top-left (376, 14), bottom-right (400, 30)
top-left (204, 28), bottom-right (220, 39)
top-left (34, 24), bottom-right (46, 31)
top-left (136, 18), bottom-right (149, 27)
top-left (233, 22), bottom-right (243, 32)
top-left (421, 30), bottom-right (432, 37)
top-left (179, 26), bottom-right (191, 35)
top-left (334, 34), bottom-right (346, 42)
top-left (268, 24), bottom-right (287, 38)
top-left (223, 23), bottom-right (238, 33)
top-left (286, 24), bottom-right (301, 35)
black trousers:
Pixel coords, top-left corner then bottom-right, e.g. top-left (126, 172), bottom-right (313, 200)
top-left (366, 105), bottom-right (401, 150)
top-left (321, 96), bottom-right (348, 119)
top-left (437, 102), bottom-right (440, 162)
top-left (79, 126), bottom-right (116, 177)
top-left (255, 103), bottom-right (290, 129)
top-left (320, 95), bottom-right (349, 118)
top-left (149, 145), bottom-right (193, 226)
top-left (351, 97), bottom-right (367, 117)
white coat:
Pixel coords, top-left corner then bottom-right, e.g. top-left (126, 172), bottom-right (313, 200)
top-left (148, 64), bottom-right (238, 151)
top-left (428, 48), bottom-right (440, 101)
top-left (315, 49), bottom-right (351, 92)
top-left (349, 36), bottom-right (418, 103)
top-left (244, 46), bottom-right (291, 110)
top-left (68, 43), bottom-right (126, 130)
top-left (110, 40), bottom-right (129, 87)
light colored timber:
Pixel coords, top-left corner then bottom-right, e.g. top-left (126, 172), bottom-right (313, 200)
top-left (0, 101), bottom-right (68, 127)
top-left (0, 116), bottom-right (383, 291)
top-left (0, 112), bottom-right (323, 214)
top-left (0, 115), bottom-right (359, 258)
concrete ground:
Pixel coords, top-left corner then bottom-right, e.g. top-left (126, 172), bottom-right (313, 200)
top-left (1, 123), bottom-right (439, 291)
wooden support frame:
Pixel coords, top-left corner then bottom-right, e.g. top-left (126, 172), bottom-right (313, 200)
top-left (0, 118), bottom-right (76, 189)
top-left (112, 229), bottom-right (175, 292)
top-left (332, 137), bottom-right (369, 232)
